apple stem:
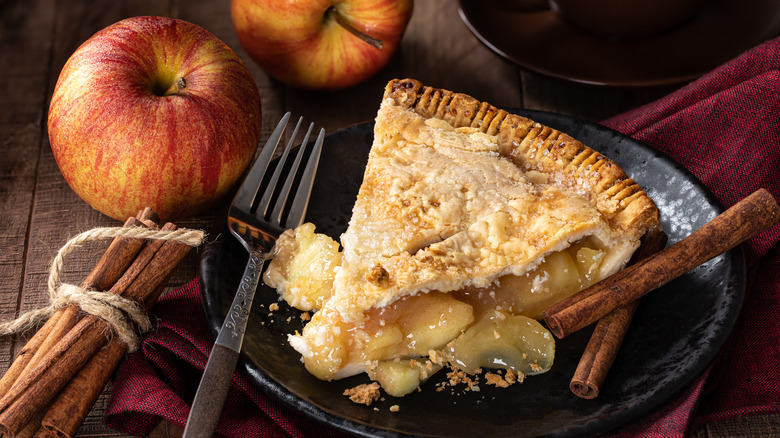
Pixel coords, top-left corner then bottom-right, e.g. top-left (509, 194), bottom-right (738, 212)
top-left (164, 77), bottom-right (187, 96)
top-left (328, 7), bottom-right (383, 50)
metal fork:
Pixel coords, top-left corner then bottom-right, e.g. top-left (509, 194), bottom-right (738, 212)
top-left (183, 113), bottom-right (324, 438)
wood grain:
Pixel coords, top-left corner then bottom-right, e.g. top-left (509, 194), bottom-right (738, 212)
top-left (0, 0), bottom-right (58, 373)
top-left (0, 0), bottom-right (775, 436)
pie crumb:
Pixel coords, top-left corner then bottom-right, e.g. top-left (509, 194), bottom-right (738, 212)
top-left (428, 349), bottom-right (446, 366)
top-left (485, 369), bottom-right (521, 388)
top-left (269, 303), bottom-right (280, 312)
top-left (506, 369), bottom-right (521, 384)
top-left (447, 369), bottom-right (480, 392)
top-left (389, 404), bottom-right (400, 412)
top-left (485, 372), bottom-right (509, 388)
top-left (344, 382), bottom-right (381, 406)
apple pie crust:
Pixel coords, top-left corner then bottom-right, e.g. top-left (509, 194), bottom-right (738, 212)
top-left (264, 79), bottom-right (661, 397)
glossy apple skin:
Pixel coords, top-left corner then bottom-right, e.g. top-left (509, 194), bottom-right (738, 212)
top-left (48, 16), bottom-right (262, 221)
top-left (231, 0), bottom-right (413, 90)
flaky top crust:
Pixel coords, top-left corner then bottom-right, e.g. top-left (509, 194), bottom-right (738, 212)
top-left (384, 78), bottom-right (661, 238)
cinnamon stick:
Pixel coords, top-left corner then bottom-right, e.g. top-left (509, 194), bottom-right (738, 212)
top-left (14, 412), bottom-right (43, 438)
top-left (38, 340), bottom-right (126, 438)
top-left (0, 221), bottom-right (195, 436)
top-left (570, 228), bottom-right (668, 399)
top-left (32, 429), bottom-right (58, 438)
top-left (544, 188), bottom-right (780, 339)
top-left (0, 315), bottom-right (57, 399)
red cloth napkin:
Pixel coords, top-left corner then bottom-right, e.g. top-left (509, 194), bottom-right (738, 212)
top-left (106, 37), bottom-right (780, 437)
top-left (601, 37), bottom-right (780, 427)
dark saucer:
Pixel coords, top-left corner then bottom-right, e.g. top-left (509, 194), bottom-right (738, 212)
top-left (458, 0), bottom-right (780, 87)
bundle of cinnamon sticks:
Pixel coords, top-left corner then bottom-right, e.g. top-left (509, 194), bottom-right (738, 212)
top-left (0, 208), bottom-right (199, 438)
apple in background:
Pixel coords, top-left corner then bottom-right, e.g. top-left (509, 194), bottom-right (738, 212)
top-left (48, 16), bottom-right (262, 221)
top-left (231, 0), bottom-right (413, 90)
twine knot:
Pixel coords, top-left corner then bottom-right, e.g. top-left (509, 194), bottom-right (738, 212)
top-left (0, 225), bottom-right (206, 352)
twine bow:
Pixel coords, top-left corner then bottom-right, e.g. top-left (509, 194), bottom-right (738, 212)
top-left (0, 226), bottom-right (205, 352)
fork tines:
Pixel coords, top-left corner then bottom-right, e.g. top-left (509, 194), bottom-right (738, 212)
top-left (238, 113), bottom-right (324, 231)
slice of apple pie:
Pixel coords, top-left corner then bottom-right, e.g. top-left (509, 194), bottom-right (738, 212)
top-left (264, 79), bottom-right (661, 397)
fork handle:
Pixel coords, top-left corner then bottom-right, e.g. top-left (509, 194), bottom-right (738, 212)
top-left (182, 344), bottom-right (239, 437)
top-left (183, 248), bottom-right (267, 437)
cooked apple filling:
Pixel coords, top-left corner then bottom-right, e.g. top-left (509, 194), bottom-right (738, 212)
top-left (452, 236), bottom-right (622, 321)
top-left (262, 79), bottom-right (661, 399)
top-left (264, 223), bottom-right (631, 396)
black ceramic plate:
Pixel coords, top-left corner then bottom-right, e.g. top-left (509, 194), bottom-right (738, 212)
top-left (199, 111), bottom-right (745, 437)
top-left (458, 0), bottom-right (780, 87)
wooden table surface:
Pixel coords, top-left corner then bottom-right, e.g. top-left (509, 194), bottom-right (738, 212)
top-left (1, 0), bottom-right (778, 437)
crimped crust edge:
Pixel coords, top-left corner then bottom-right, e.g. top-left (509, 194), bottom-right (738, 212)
top-left (384, 78), bottom-right (661, 238)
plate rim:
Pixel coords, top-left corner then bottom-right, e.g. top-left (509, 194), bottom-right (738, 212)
top-left (198, 110), bottom-right (746, 437)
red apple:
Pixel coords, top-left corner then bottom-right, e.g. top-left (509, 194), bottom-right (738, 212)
top-left (231, 0), bottom-right (413, 90)
top-left (48, 16), bottom-right (262, 221)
